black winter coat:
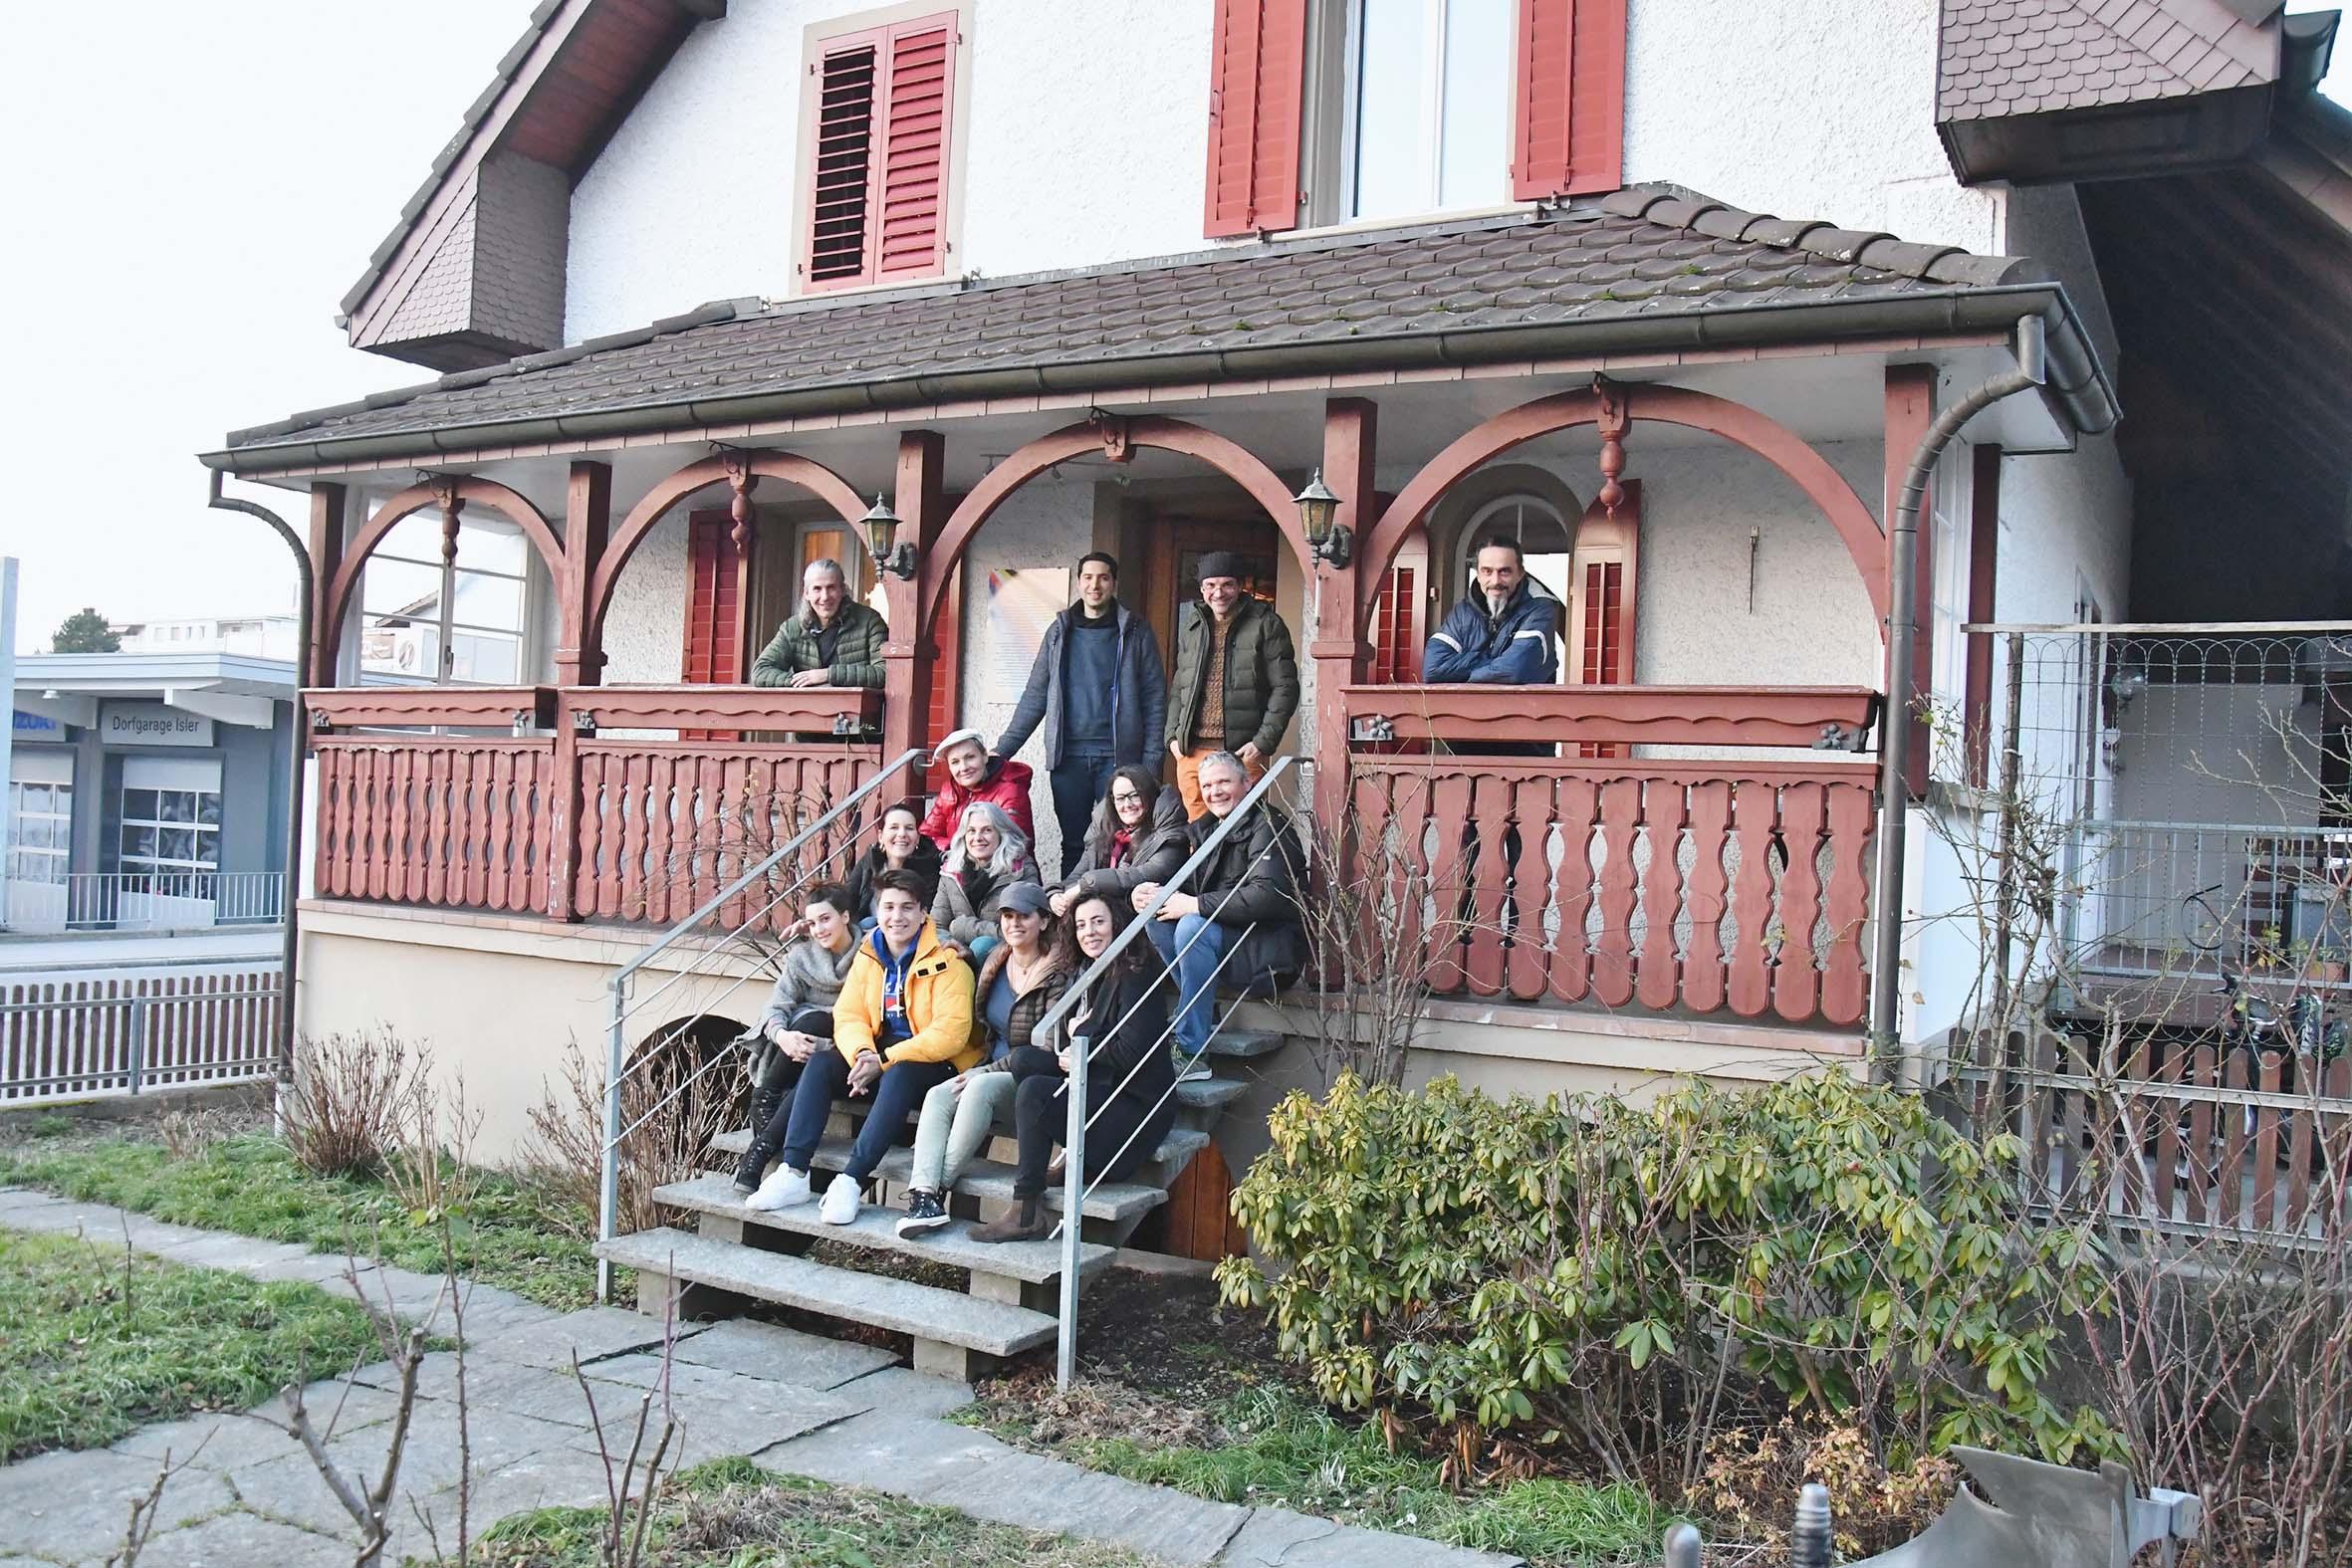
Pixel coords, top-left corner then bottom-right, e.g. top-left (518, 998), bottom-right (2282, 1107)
top-left (1060, 785), bottom-right (1189, 903)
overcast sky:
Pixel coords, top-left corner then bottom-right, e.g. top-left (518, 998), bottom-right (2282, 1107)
top-left (1, 2), bottom-right (2343, 652)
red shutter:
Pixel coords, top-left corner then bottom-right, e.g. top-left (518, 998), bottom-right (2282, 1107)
top-left (1568, 485), bottom-right (1638, 759)
top-left (1512, 0), bottom-right (1626, 201)
top-left (1203, 0), bottom-right (1307, 237)
top-left (805, 14), bottom-right (957, 291)
top-left (682, 512), bottom-right (743, 741)
top-left (876, 17), bottom-right (956, 280)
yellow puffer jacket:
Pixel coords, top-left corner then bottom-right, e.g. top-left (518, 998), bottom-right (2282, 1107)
top-left (832, 919), bottom-right (984, 1072)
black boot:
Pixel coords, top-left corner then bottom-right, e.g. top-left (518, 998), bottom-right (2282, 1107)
top-left (732, 1128), bottom-right (780, 1194)
top-left (970, 1193), bottom-right (1048, 1243)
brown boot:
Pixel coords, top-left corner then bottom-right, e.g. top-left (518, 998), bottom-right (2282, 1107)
top-left (970, 1193), bottom-right (1048, 1243)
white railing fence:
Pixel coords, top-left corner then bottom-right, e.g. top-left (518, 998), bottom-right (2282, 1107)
top-left (5, 871), bottom-right (285, 935)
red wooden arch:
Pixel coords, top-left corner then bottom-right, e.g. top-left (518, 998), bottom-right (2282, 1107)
top-left (588, 451), bottom-right (869, 648)
top-left (918, 417), bottom-right (1308, 633)
top-left (1356, 386), bottom-right (1890, 627)
top-left (322, 477), bottom-right (566, 670)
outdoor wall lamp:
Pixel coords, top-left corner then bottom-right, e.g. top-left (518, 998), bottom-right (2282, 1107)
top-left (860, 495), bottom-right (918, 580)
top-left (1294, 469), bottom-right (1349, 567)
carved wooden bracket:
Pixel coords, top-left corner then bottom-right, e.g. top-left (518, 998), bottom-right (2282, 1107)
top-left (723, 453), bottom-right (757, 554)
top-left (1088, 410), bottom-right (1133, 463)
top-left (1594, 376), bottom-right (1630, 518)
top-left (431, 478), bottom-right (464, 564)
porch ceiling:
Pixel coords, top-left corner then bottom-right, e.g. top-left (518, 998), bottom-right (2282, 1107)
top-left (210, 185), bottom-right (2113, 477)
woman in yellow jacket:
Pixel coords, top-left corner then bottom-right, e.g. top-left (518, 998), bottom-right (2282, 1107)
top-left (745, 869), bottom-right (982, 1225)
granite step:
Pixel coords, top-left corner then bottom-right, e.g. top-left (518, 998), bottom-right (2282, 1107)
top-left (1205, 1027), bottom-right (1285, 1059)
top-left (1173, 1076), bottom-right (1247, 1111)
top-left (652, 1175), bottom-right (1115, 1287)
top-left (707, 1133), bottom-right (1173, 1224)
top-left (596, 1227), bottom-right (1056, 1360)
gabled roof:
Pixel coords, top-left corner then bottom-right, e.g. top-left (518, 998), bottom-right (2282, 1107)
top-left (210, 186), bottom-right (2114, 472)
top-left (1939, 0), bottom-right (2279, 122)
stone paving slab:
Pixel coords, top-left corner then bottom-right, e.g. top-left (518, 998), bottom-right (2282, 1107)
top-left (144, 1232), bottom-right (318, 1273)
top-left (225, 1405), bottom-right (582, 1538)
top-left (1220, 1507), bottom-right (1527, 1566)
top-left (754, 1410), bottom-right (1016, 1505)
top-left (239, 1249), bottom-right (363, 1287)
top-left (0, 1187), bottom-right (70, 1217)
top-left (107, 1411), bottom-right (296, 1469)
top-left (136, 1508), bottom-right (346, 1568)
top-left (0, 1447), bottom-right (239, 1561)
top-left (468, 1305), bottom-right (710, 1373)
top-left (0, 1199), bottom-right (168, 1241)
top-left (665, 1315), bottom-right (899, 1390)
top-left (948, 1448), bottom-right (1252, 1566)
top-left (831, 1364), bottom-right (976, 1421)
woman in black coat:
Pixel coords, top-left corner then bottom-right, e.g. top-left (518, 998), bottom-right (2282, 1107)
top-left (843, 799), bottom-right (943, 920)
top-left (971, 890), bottom-right (1177, 1242)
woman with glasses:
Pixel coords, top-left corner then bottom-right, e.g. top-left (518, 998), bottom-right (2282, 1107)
top-left (1051, 764), bottom-right (1188, 919)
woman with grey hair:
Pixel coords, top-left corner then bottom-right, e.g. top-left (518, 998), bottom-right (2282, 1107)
top-left (931, 799), bottom-right (1043, 962)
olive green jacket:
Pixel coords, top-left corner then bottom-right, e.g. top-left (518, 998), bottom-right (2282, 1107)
top-left (1165, 596), bottom-right (1299, 756)
top-left (749, 599), bottom-right (888, 690)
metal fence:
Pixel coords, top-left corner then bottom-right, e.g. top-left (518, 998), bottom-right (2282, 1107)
top-left (0, 965), bottom-right (283, 1106)
top-left (4, 871), bottom-right (285, 935)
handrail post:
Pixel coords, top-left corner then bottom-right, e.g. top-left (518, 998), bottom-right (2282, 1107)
top-left (598, 976), bottom-right (626, 1305)
top-left (127, 998), bottom-right (147, 1097)
top-left (1057, 1024), bottom-right (1088, 1389)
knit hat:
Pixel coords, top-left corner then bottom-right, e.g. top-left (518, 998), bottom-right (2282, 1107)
top-left (1196, 551), bottom-right (1245, 582)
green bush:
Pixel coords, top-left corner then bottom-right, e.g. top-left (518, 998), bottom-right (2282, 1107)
top-left (1216, 1073), bottom-right (2115, 1488)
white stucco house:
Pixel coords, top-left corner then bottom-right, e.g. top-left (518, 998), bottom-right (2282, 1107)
top-left (195, 0), bottom-right (2350, 1297)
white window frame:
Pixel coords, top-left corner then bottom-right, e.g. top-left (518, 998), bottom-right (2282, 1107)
top-left (1335, 0), bottom-right (1515, 224)
top-left (358, 509), bottom-right (539, 687)
top-left (117, 762), bottom-right (222, 886)
top-left (7, 755), bottom-right (74, 886)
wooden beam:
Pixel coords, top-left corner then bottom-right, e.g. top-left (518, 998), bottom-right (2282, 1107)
top-left (1313, 397), bottom-right (1374, 829)
top-left (1965, 444), bottom-right (2000, 788)
top-left (307, 482), bottom-right (348, 689)
top-left (1884, 365), bottom-right (1936, 799)
top-left (885, 430), bottom-right (947, 768)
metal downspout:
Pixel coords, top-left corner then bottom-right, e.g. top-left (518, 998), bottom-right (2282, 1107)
top-left (1869, 317), bottom-right (2046, 1076)
top-left (205, 471), bottom-right (313, 1114)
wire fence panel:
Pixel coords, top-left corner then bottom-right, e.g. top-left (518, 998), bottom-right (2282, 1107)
top-left (0, 967), bottom-right (282, 1106)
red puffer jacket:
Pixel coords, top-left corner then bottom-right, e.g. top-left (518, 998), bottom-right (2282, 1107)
top-left (919, 756), bottom-right (1037, 852)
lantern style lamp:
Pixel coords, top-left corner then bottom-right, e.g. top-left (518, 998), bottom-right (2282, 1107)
top-left (860, 494), bottom-right (917, 580)
top-left (1294, 469), bottom-right (1349, 567)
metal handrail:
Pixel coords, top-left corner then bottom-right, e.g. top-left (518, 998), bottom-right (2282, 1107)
top-left (596, 747), bottom-right (926, 1302)
top-left (1041, 755), bottom-right (1301, 1388)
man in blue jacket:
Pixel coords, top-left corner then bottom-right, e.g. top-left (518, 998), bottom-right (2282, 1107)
top-left (995, 553), bottom-right (1169, 877)
top-left (1425, 535), bottom-right (1561, 687)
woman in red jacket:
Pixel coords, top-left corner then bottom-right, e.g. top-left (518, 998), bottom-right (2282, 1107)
top-left (919, 728), bottom-right (1036, 852)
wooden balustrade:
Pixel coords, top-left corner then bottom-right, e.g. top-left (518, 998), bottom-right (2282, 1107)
top-left (312, 736), bottom-right (561, 914)
top-left (1348, 754), bottom-right (1878, 1026)
top-left (308, 685), bottom-right (883, 928)
top-left (1338, 683), bottom-right (1880, 751)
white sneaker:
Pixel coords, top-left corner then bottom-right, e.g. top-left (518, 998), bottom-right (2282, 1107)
top-left (745, 1166), bottom-right (812, 1212)
top-left (819, 1173), bottom-right (862, 1227)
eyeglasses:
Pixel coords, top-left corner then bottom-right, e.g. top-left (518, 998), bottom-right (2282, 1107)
top-left (1111, 790), bottom-right (1143, 804)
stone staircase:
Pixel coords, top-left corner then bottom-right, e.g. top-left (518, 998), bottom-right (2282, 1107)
top-left (594, 1025), bottom-right (1284, 1378)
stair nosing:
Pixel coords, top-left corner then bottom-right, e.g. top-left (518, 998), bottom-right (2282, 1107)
top-left (653, 1175), bottom-right (1113, 1285)
top-left (707, 1135), bottom-right (1174, 1221)
top-left (595, 1227), bottom-right (1056, 1356)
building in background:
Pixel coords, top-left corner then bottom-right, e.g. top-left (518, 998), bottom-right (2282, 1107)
top-left (7, 649), bottom-right (296, 934)
top-left (110, 613), bottom-right (302, 663)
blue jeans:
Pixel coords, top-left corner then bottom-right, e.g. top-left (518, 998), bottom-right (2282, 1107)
top-left (1145, 914), bottom-right (1231, 1057)
top-left (1051, 754), bottom-right (1118, 878)
top-left (777, 1047), bottom-right (956, 1184)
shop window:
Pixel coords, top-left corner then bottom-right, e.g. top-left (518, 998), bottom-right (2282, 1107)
top-left (7, 754), bottom-right (73, 884)
top-left (358, 510), bottom-right (533, 684)
top-left (118, 758), bottom-right (221, 890)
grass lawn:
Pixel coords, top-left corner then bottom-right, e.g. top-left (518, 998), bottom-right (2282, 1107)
top-left (969, 1383), bottom-right (1666, 1568)
top-left (467, 1456), bottom-right (1160, 1568)
top-left (0, 1128), bottom-right (596, 1311)
top-left (0, 1229), bottom-right (383, 1461)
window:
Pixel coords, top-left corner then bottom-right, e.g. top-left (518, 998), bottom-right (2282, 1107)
top-left (117, 758), bottom-right (221, 890)
top-left (802, 11), bottom-right (960, 292)
top-left (7, 753), bottom-right (73, 885)
top-left (358, 509), bottom-right (533, 684)
top-left (1342, 0), bottom-right (1513, 221)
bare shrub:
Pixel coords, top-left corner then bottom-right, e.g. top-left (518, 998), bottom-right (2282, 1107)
top-left (380, 1068), bottom-right (483, 1225)
top-left (154, 1107), bottom-right (232, 1163)
top-left (281, 1030), bottom-right (422, 1179)
top-left (1696, 1418), bottom-right (1959, 1559)
top-left (519, 1033), bottom-right (745, 1237)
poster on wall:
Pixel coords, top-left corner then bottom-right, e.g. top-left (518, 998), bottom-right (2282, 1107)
top-left (981, 567), bottom-right (1069, 698)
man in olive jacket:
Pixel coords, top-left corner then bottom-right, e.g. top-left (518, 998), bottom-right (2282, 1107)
top-left (750, 559), bottom-right (888, 693)
top-left (1165, 552), bottom-right (1299, 818)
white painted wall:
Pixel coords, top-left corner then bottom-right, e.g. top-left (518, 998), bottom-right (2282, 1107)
top-left (568, 0), bottom-right (1220, 341)
top-left (1621, 0), bottom-right (1999, 254)
top-left (601, 512), bottom-right (688, 685)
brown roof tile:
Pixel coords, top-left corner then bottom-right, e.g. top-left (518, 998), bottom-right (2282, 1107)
top-left (1939, 0), bottom-right (2276, 121)
top-left (219, 185), bottom-right (2053, 462)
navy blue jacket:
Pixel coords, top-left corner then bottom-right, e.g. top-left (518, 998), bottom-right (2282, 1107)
top-left (1422, 581), bottom-right (1562, 684)
top-left (996, 601), bottom-right (1169, 770)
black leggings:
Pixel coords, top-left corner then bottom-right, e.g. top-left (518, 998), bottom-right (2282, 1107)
top-left (1010, 1073), bottom-right (1173, 1199)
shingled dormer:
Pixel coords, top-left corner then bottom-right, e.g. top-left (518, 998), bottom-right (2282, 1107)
top-left (339, 0), bottom-right (724, 371)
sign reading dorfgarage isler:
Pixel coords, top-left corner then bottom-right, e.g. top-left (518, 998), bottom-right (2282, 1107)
top-left (99, 702), bottom-right (215, 748)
